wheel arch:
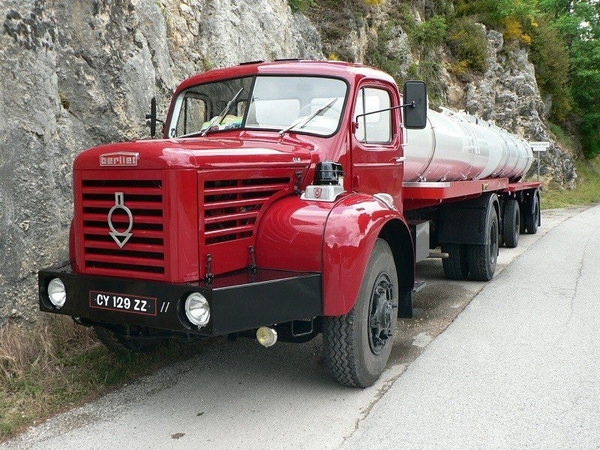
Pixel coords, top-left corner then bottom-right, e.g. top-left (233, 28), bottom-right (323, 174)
top-left (322, 193), bottom-right (414, 316)
top-left (379, 218), bottom-right (416, 317)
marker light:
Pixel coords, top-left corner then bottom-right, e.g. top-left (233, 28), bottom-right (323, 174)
top-left (48, 278), bottom-right (67, 309)
top-left (184, 293), bottom-right (210, 327)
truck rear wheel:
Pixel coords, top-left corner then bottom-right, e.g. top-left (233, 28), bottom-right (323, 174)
top-left (441, 243), bottom-right (469, 280)
top-left (323, 239), bottom-right (398, 388)
top-left (523, 191), bottom-right (540, 234)
top-left (94, 325), bottom-right (165, 355)
top-left (467, 205), bottom-right (499, 281)
top-left (502, 199), bottom-right (520, 248)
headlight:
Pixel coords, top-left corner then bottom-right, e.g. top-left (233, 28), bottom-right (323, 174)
top-left (184, 292), bottom-right (210, 327)
top-left (48, 278), bottom-right (67, 309)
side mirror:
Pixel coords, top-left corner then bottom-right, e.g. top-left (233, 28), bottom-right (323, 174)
top-left (146, 97), bottom-right (157, 137)
top-left (403, 81), bottom-right (427, 129)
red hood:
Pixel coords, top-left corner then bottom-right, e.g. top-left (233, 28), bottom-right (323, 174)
top-left (74, 134), bottom-right (314, 171)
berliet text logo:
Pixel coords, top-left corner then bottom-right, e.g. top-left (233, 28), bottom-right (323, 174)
top-left (108, 192), bottom-right (133, 248)
top-left (100, 152), bottom-right (139, 167)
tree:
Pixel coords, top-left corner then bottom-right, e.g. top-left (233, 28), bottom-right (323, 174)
top-left (530, 16), bottom-right (572, 121)
top-left (539, 0), bottom-right (600, 157)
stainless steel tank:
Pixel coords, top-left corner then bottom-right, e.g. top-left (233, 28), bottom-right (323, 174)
top-left (404, 109), bottom-right (533, 182)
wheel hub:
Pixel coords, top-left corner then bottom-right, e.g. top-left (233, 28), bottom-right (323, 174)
top-left (368, 276), bottom-right (394, 354)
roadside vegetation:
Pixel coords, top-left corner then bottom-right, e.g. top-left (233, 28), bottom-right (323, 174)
top-left (0, 318), bottom-right (207, 441)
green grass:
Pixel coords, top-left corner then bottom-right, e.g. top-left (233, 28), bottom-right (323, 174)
top-left (542, 157), bottom-right (600, 209)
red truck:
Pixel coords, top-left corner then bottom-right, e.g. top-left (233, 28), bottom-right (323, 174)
top-left (39, 60), bottom-right (541, 387)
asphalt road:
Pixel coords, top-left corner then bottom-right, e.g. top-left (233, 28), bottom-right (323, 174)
top-left (2, 205), bottom-right (598, 449)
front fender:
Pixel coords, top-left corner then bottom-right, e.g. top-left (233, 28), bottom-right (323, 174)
top-left (255, 196), bottom-right (329, 272)
top-left (322, 193), bottom-right (409, 316)
top-left (255, 193), bottom-right (413, 318)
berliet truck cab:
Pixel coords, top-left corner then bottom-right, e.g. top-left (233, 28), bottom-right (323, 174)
top-left (39, 60), bottom-right (540, 387)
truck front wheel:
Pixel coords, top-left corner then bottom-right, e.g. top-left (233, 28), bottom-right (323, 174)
top-left (323, 239), bottom-right (398, 388)
top-left (94, 325), bottom-right (166, 355)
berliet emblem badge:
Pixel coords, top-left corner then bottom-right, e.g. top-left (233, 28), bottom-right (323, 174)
top-left (108, 192), bottom-right (133, 248)
top-left (100, 152), bottom-right (139, 167)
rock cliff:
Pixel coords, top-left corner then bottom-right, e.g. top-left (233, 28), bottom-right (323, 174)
top-left (0, 0), bottom-right (575, 325)
top-left (0, 0), bottom-right (322, 325)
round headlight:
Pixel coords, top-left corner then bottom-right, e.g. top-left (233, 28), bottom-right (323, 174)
top-left (48, 278), bottom-right (66, 309)
top-left (184, 293), bottom-right (210, 327)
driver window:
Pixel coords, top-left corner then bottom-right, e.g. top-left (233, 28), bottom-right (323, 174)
top-left (354, 87), bottom-right (392, 144)
top-left (176, 95), bottom-right (208, 136)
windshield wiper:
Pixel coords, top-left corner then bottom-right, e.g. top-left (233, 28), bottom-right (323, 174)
top-left (200, 87), bottom-right (245, 137)
top-left (279, 98), bottom-right (338, 137)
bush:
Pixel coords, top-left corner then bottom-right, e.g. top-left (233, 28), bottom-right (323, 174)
top-left (411, 16), bottom-right (447, 49)
top-left (288, 0), bottom-right (316, 13)
top-left (447, 17), bottom-right (489, 73)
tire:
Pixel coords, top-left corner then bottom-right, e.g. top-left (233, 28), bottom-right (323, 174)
top-left (441, 243), bottom-right (469, 280)
top-left (94, 326), bottom-right (165, 355)
top-left (323, 239), bottom-right (398, 388)
top-left (467, 205), bottom-right (499, 281)
top-left (524, 191), bottom-right (540, 234)
top-left (502, 199), bottom-right (520, 248)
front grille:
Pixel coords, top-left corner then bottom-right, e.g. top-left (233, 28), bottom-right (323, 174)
top-left (80, 178), bottom-right (166, 280)
top-left (202, 177), bottom-right (290, 245)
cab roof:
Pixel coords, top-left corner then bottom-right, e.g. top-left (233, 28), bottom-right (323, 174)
top-left (174, 60), bottom-right (396, 95)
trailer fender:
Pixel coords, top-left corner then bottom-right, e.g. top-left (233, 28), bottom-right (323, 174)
top-left (322, 193), bottom-right (415, 317)
top-left (438, 193), bottom-right (500, 245)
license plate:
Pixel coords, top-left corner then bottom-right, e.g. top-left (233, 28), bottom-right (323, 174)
top-left (89, 290), bottom-right (157, 316)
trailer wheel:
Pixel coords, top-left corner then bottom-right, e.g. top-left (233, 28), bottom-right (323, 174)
top-left (502, 199), bottom-right (520, 248)
top-left (323, 239), bottom-right (398, 388)
top-left (94, 326), bottom-right (165, 355)
top-left (523, 191), bottom-right (540, 234)
top-left (441, 243), bottom-right (469, 280)
top-left (467, 205), bottom-right (499, 281)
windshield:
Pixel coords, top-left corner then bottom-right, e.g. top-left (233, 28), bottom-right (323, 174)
top-left (168, 76), bottom-right (347, 138)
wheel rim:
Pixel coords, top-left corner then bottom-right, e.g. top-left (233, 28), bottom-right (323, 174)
top-left (489, 217), bottom-right (498, 266)
top-left (368, 274), bottom-right (394, 355)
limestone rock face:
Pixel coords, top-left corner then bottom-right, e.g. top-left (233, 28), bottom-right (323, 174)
top-left (463, 30), bottom-right (575, 186)
top-left (0, 0), bottom-right (322, 325)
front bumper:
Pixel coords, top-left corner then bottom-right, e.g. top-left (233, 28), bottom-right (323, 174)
top-left (39, 263), bottom-right (322, 336)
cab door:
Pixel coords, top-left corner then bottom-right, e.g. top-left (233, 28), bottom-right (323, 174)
top-left (350, 83), bottom-right (404, 212)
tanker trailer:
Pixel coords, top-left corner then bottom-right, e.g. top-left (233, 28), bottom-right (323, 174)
top-left (402, 108), bottom-right (540, 282)
top-left (404, 108), bottom-right (533, 183)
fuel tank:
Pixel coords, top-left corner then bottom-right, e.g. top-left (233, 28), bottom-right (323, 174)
top-left (404, 109), bottom-right (533, 183)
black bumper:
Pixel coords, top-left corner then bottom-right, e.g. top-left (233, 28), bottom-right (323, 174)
top-left (39, 263), bottom-right (322, 336)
